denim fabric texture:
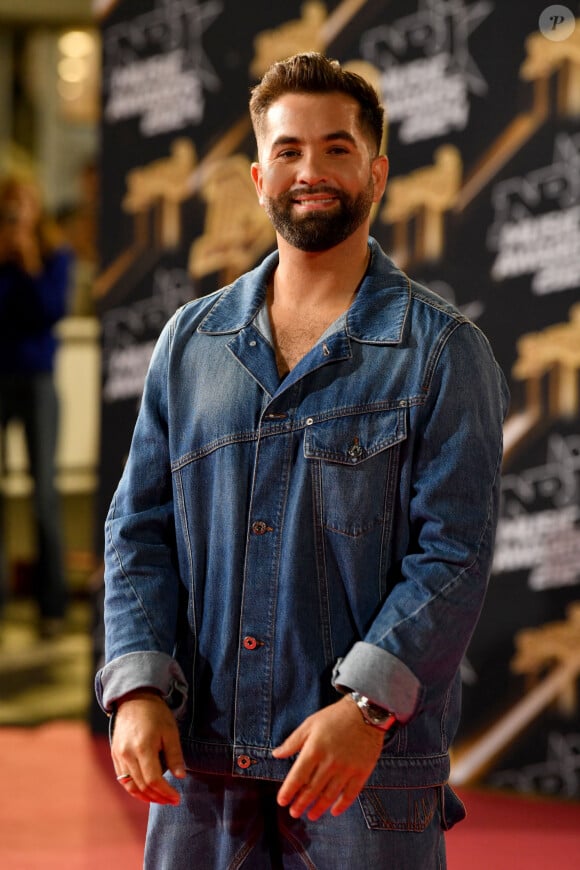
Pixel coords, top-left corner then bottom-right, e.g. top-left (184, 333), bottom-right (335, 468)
top-left (144, 773), bottom-right (456, 869)
top-left (96, 238), bottom-right (509, 793)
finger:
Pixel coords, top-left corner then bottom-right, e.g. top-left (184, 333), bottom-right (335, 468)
top-left (117, 775), bottom-right (152, 804)
top-left (285, 781), bottom-right (322, 819)
top-left (161, 737), bottom-right (186, 779)
top-left (330, 778), bottom-right (365, 817)
top-left (272, 726), bottom-right (306, 759)
top-left (286, 765), bottom-right (343, 820)
top-left (115, 750), bottom-right (180, 805)
top-left (124, 770), bottom-right (180, 805)
top-left (276, 758), bottom-right (318, 809)
top-left (135, 753), bottom-right (181, 805)
top-left (283, 761), bottom-right (333, 819)
top-left (114, 765), bottom-right (148, 801)
top-left (305, 779), bottom-right (345, 822)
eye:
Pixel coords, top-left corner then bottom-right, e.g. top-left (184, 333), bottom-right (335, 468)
top-left (327, 145), bottom-right (350, 155)
top-left (277, 148), bottom-right (300, 159)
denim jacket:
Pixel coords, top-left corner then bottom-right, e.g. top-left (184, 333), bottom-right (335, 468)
top-left (96, 238), bottom-right (509, 789)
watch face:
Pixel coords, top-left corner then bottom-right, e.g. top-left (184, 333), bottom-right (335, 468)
top-left (366, 704), bottom-right (389, 725)
top-left (351, 692), bottom-right (394, 730)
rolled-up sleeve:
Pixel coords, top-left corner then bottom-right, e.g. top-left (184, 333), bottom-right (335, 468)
top-left (333, 320), bottom-right (509, 722)
top-left (332, 642), bottom-right (421, 723)
top-left (97, 313), bottom-right (189, 715)
top-left (95, 651), bottom-right (188, 716)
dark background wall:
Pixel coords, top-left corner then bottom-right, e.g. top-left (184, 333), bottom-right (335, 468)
top-left (96, 0), bottom-right (580, 797)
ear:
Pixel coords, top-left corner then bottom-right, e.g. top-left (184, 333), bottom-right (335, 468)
top-left (250, 161), bottom-right (264, 204)
top-left (371, 154), bottom-right (389, 203)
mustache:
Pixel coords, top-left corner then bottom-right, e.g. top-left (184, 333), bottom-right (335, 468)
top-left (286, 185), bottom-right (342, 198)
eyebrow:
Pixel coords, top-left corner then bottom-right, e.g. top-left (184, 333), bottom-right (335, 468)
top-left (271, 130), bottom-right (358, 148)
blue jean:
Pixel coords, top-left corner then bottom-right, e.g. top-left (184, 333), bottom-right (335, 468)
top-left (144, 772), bottom-right (459, 869)
top-left (0, 373), bottom-right (66, 619)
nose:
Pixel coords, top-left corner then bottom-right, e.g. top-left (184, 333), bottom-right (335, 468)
top-left (296, 151), bottom-right (328, 187)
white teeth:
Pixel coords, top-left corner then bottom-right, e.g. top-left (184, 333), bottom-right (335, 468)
top-left (297, 198), bottom-right (334, 204)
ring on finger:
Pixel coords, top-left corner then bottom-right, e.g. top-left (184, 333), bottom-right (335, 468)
top-left (116, 773), bottom-right (133, 783)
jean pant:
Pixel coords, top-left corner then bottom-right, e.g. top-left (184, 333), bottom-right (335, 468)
top-left (145, 772), bottom-right (462, 869)
top-left (0, 373), bottom-right (66, 619)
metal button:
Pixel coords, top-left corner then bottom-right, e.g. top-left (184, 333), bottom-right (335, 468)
top-left (251, 520), bottom-right (271, 535)
top-left (237, 755), bottom-right (252, 769)
top-left (347, 437), bottom-right (364, 460)
top-left (243, 636), bottom-right (258, 650)
top-left (249, 340), bottom-right (257, 347)
top-left (306, 417), bottom-right (314, 426)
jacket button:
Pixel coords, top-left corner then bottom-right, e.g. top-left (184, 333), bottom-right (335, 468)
top-left (237, 755), bottom-right (251, 769)
top-left (243, 636), bottom-right (258, 650)
top-left (251, 520), bottom-right (271, 535)
top-left (347, 438), bottom-right (364, 460)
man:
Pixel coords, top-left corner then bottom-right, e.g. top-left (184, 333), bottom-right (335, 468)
top-left (96, 53), bottom-right (509, 868)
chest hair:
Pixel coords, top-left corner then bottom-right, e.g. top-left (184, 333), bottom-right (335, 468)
top-left (269, 306), bottom-right (343, 376)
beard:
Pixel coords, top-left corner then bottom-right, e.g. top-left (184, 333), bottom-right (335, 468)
top-left (262, 177), bottom-right (375, 253)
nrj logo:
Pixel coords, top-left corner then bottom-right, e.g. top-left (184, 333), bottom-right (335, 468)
top-left (103, 0), bottom-right (223, 136)
top-left (488, 134), bottom-right (580, 295)
top-left (360, 0), bottom-right (492, 143)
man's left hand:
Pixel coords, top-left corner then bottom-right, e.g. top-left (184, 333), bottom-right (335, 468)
top-left (272, 694), bottom-right (387, 821)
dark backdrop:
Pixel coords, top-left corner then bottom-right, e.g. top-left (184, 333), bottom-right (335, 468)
top-left (93, 0), bottom-right (580, 798)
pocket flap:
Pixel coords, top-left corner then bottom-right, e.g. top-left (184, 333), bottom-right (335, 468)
top-left (303, 408), bottom-right (407, 466)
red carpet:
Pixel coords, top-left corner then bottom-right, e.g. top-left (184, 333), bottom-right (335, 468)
top-left (1, 722), bottom-right (146, 869)
top-left (1, 721), bottom-right (579, 869)
top-left (447, 784), bottom-right (580, 869)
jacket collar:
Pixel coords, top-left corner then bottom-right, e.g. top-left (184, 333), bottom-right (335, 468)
top-left (198, 237), bottom-right (411, 345)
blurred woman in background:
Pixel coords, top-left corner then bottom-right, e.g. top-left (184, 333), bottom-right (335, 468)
top-left (0, 174), bottom-right (73, 639)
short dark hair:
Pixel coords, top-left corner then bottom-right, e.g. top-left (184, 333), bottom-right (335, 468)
top-left (249, 52), bottom-right (384, 155)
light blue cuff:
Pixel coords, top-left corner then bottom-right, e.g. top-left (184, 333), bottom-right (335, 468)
top-left (95, 650), bottom-right (188, 718)
top-left (332, 641), bottom-right (422, 724)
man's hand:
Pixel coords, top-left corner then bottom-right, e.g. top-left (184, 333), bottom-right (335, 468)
top-left (111, 689), bottom-right (186, 805)
top-left (272, 694), bottom-right (386, 821)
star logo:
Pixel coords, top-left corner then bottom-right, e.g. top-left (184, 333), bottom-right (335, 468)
top-left (428, 0), bottom-right (493, 95)
top-left (364, 0), bottom-right (492, 96)
top-left (103, 0), bottom-right (223, 94)
top-left (103, 0), bottom-right (224, 134)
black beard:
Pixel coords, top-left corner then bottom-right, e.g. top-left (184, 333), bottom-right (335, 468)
top-left (262, 180), bottom-right (374, 252)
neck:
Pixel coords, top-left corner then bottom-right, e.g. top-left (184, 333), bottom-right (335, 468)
top-left (273, 229), bottom-right (371, 309)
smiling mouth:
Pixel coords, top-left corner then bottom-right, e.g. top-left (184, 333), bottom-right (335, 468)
top-left (292, 195), bottom-right (339, 208)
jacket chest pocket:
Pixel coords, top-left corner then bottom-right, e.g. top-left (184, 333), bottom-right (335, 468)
top-left (303, 408), bottom-right (407, 538)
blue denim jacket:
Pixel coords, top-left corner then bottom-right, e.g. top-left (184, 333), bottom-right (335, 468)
top-left (96, 238), bottom-right (509, 789)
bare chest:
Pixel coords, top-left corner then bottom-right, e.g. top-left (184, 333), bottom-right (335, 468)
top-left (269, 309), bottom-right (337, 376)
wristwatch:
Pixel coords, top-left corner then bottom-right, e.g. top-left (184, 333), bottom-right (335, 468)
top-left (350, 691), bottom-right (398, 732)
